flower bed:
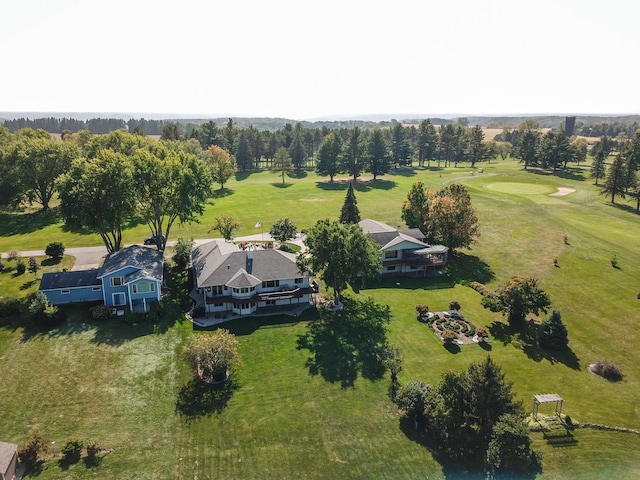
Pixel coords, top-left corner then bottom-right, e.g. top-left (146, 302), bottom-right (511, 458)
top-left (429, 313), bottom-right (478, 344)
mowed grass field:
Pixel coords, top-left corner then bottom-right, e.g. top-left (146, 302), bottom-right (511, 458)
top-left (1, 158), bottom-right (640, 479)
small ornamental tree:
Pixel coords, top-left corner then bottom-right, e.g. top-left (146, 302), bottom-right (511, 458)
top-left (45, 242), bottom-right (65, 260)
top-left (269, 218), bottom-right (297, 243)
top-left (449, 300), bottom-right (461, 311)
top-left (172, 237), bottom-right (194, 269)
top-left (381, 344), bottom-right (403, 384)
top-left (182, 329), bottom-right (241, 383)
top-left (210, 214), bottom-right (241, 242)
top-left (28, 256), bottom-right (40, 277)
top-left (16, 258), bottom-right (26, 274)
top-left (415, 304), bottom-right (430, 317)
top-left (18, 434), bottom-right (48, 470)
top-left (537, 310), bottom-right (569, 350)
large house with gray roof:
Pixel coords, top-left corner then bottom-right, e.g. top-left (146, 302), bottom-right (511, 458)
top-left (359, 219), bottom-right (448, 276)
top-left (191, 240), bottom-right (315, 316)
top-left (39, 245), bottom-right (164, 313)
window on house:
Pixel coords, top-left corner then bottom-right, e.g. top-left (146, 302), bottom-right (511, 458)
top-left (110, 277), bottom-right (123, 287)
top-left (61, 290), bottom-right (70, 294)
top-left (92, 286), bottom-right (101, 291)
top-left (266, 300), bottom-right (275, 306)
top-left (262, 280), bottom-right (280, 288)
top-left (294, 277), bottom-right (303, 284)
top-left (211, 285), bottom-right (224, 295)
top-left (384, 250), bottom-right (398, 259)
top-left (387, 266), bottom-right (397, 271)
top-left (132, 283), bottom-right (155, 294)
top-left (213, 302), bottom-right (223, 307)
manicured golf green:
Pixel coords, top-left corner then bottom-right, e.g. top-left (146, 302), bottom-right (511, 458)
top-left (1, 158), bottom-right (640, 479)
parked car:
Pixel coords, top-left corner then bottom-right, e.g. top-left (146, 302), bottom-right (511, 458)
top-left (144, 235), bottom-right (165, 246)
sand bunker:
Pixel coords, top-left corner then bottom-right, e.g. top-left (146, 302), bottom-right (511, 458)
top-left (549, 187), bottom-right (576, 196)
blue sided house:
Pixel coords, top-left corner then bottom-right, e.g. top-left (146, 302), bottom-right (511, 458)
top-left (39, 245), bottom-right (164, 313)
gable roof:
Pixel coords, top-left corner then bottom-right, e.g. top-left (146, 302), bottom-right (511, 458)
top-left (359, 219), bottom-right (430, 250)
top-left (39, 269), bottom-right (100, 290)
top-left (192, 240), bottom-right (303, 288)
top-left (98, 245), bottom-right (164, 282)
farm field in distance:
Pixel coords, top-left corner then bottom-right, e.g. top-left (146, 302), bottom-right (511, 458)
top-left (1, 157), bottom-right (640, 479)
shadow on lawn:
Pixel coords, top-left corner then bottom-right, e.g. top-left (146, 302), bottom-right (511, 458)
top-left (489, 319), bottom-right (580, 370)
top-left (0, 207), bottom-right (61, 236)
top-left (296, 297), bottom-right (390, 388)
top-left (314, 179), bottom-right (397, 192)
top-left (175, 376), bottom-right (239, 422)
top-left (445, 252), bottom-right (494, 285)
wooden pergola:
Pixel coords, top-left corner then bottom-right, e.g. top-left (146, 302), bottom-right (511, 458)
top-left (532, 393), bottom-right (564, 419)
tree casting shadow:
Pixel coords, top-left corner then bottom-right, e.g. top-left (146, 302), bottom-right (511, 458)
top-left (296, 297), bottom-right (390, 388)
top-left (489, 319), bottom-right (580, 370)
top-left (175, 376), bottom-right (239, 422)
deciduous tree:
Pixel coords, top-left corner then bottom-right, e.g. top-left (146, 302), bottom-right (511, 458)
top-left (269, 218), bottom-right (297, 243)
top-left (182, 329), bottom-right (241, 383)
top-left (211, 214), bottom-right (241, 241)
top-left (298, 219), bottom-right (381, 302)
top-left (401, 181), bottom-right (430, 233)
top-left (425, 184), bottom-right (479, 251)
top-left (133, 144), bottom-right (212, 251)
top-left (58, 150), bottom-right (137, 253)
top-left (205, 145), bottom-right (236, 190)
top-left (481, 276), bottom-right (551, 325)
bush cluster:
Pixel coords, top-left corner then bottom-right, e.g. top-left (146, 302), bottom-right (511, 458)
top-left (591, 360), bottom-right (623, 381)
top-left (90, 304), bottom-right (112, 320)
top-left (469, 281), bottom-right (493, 296)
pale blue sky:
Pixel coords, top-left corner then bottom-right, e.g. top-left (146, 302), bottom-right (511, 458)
top-left (1, 0), bottom-right (638, 119)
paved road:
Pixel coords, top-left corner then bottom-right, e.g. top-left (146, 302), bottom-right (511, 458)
top-left (1, 233), bottom-right (306, 271)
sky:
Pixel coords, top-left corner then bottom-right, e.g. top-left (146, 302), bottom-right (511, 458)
top-left (1, 0), bottom-right (639, 120)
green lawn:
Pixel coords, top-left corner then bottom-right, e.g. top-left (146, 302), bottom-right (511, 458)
top-left (2, 159), bottom-right (640, 478)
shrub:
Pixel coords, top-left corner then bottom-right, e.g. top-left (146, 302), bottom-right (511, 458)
top-left (279, 243), bottom-right (293, 253)
top-left (28, 256), bottom-right (40, 276)
top-left (62, 440), bottom-right (83, 464)
top-left (7, 250), bottom-right (19, 261)
top-left (86, 440), bottom-right (102, 461)
top-left (28, 291), bottom-right (49, 314)
top-left (475, 327), bottom-right (489, 339)
top-left (449, 300), bottom-right (461, 311)
top-left (442, 329), bottom-right (457, 343)
top-left (591, 360), bottom-right (623, 381)
top-left (415, 304), bottom-right (429, 316)
top-left (0, 298), bottom-right (21, 319)
top-left (90, 304), bottom-right (112, 321)
top-left (18, 434), bottom-right (47, 470)
top-left (15, 258), bottom-right (26, 274)
top-left (45, 242), bottom-right (65, 259)
top-left (470, 281), bottom-right (493, 296)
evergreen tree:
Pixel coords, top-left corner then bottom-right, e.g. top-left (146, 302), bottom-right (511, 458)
top-left (485, 414), bottom-right (542, 477)
top-left (288, 133), bottom-right (307, 172)
top-left (514, 129), bottom-right (540, 169)
top-left (390, 123), bottom-right (412, 167)
top-left (340, 182), bottom-right (361, 224)
top-left (416, 119), bottom-right (438, 167)
top-left (590, 151), bottom-right (606, 185)
top-left (340, 127), bottom-right (365, 181)
top-left (468, 125), bottom-right (487, 167)
top-left (366, 129), bottom-right (392, 180)
top-left (235, 131), bottom-right (252, 172)
top-left (538, 310), bottom-right (569, 350)
top-left (601, 154), bottom-right (627, 203)
top-left (315, 132), bottom-right (342, 182)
